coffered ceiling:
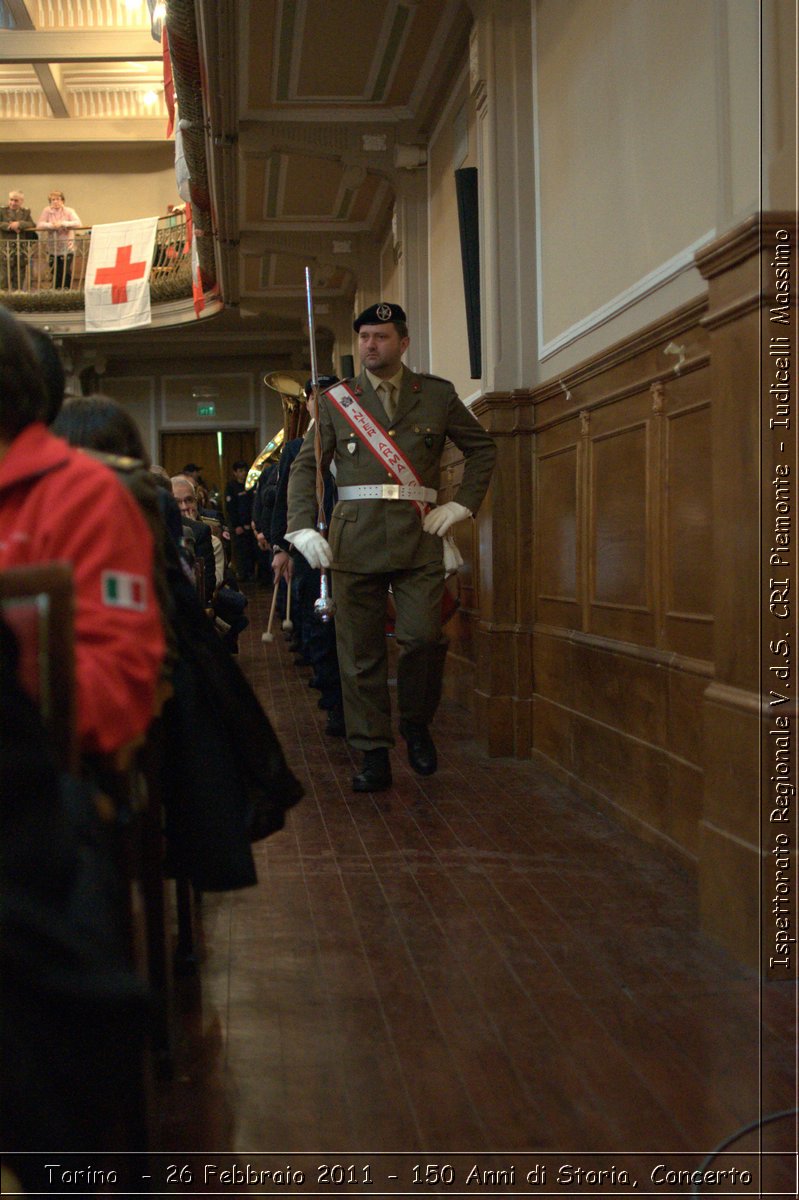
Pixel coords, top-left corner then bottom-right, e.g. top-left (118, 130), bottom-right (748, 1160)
top-left (206, 0), bottom-right (471, 327)
top-left (0, 0), bottom-right (167, 136)
top-left (0, 0), bottom-right (472, 354)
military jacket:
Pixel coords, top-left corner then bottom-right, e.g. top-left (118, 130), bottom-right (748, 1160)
top-left (287, 367), bottom-right (496, 573)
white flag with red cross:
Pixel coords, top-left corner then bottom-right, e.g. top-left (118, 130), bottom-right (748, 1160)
top-left (84, 218), bottom-right (158, 332)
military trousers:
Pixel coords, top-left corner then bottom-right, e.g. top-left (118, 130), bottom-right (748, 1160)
top-left (332, 559), bottom-right (448, 751)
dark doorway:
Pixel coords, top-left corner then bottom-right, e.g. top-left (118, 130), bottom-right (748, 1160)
top-left (160, 429), bottom-right (259, 497)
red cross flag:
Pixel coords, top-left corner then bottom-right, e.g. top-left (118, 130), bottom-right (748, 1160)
top-left (85, 217), bottom-right (159, 332)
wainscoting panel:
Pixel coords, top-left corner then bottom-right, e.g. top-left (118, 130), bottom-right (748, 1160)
top-left (661, 378), bottom-right (713, 662)
top-left (536, 432), bottom-right (580, 631)
top-left (529, 298), bottom-right (712, 862)
top-left (588, 415), bottom-right (653, 642)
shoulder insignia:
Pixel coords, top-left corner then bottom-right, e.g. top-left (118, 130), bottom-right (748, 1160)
top-left (419, 372), bottom-right (453, 385)
top-left (101, 569), bottom-right (148, 612)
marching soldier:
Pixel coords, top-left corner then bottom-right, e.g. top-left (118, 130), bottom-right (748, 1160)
top-left (286, 302), bottom-right (495, 792)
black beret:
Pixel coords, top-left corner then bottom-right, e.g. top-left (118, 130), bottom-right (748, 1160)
top-left (353, 301), bottom-right (407, 331)
top-left (303, 374), bottom-right (340, 396)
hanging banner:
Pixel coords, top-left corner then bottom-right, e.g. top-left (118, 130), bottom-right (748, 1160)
top-left (185, 203), bottom-right (205, 317)
top-left (162, 24), bottom-right (175, 138)
top-left (84, 217), bottom-right (158, 332)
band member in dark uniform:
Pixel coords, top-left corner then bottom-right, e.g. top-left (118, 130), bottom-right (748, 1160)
top-left (225, 459), bottom-right (256, 582)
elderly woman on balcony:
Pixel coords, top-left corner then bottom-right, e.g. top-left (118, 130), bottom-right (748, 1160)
top-left (36, 190), bottom-right (82, 291)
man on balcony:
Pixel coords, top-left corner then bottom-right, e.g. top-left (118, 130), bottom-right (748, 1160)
top-left (36, 190), bottom-right (82, 290)
top-left (0, 191), bottom-right (35, 291)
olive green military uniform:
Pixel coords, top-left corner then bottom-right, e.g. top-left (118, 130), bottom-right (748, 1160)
top-left (287, 366), bottom-right (496, 751)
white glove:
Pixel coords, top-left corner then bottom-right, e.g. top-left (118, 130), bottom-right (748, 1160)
top-left (285, 528), bottom-right (332, 569)
top-left (442, 535), bottom-right (463, 575)
top-left (422, 501), bottom-right (471, 537)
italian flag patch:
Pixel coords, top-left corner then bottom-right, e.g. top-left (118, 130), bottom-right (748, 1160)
top-left (101, 570), bottom-right (147, 611)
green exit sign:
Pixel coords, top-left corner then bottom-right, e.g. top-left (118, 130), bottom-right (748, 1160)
top-left (197, 402), bottom-right (216, 417)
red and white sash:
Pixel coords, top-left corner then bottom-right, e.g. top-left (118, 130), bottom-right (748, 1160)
top-left (325, 380), bottom-right (429, 517)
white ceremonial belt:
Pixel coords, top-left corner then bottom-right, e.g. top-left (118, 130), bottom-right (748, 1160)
top-left (338, 484), bottom-right (437, 503)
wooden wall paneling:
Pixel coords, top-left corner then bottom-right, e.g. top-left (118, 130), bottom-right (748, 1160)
top-left (586, 391), bottom-right (656, 646)
top-left (535, 417), bottom-right (581, 631)
top-left (528, 298), bottom-right (712, 867)
top-left (471, 391), bottom-right (535, 757)
top-left (695, 213), bottom-right (798, 971)
top-left (439, 441), bottom-right (476, 708)
top-left (660, 368), bottom-right (714, 663)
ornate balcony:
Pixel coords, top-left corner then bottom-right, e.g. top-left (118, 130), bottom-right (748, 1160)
top-left (0, 209), bottom-right (193, 316)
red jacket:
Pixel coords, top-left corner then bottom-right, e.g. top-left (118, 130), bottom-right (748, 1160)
top-left (0, 423), bottom-right (165, 755)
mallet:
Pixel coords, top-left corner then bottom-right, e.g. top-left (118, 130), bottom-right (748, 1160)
top-left (282, 583), bottom-right (293, 632)
top-left (261, 585), bottom-right (280, 643)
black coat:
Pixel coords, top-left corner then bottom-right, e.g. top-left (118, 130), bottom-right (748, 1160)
top-left (160, 548), bottom-right (303, 891)
top-left (271, 437), bottom-right (337, 552)
top-left (252, 462), bottom-right (278, 538)
top-left (224, 477), bottom-right (252, 529)
top-left (182, 515), bottom-right (216, 593)
top-left (0, 618), bottom-right (149, 1169)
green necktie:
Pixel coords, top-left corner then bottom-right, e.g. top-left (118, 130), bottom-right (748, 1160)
top-left (379, 381), bottom-right (397, 423)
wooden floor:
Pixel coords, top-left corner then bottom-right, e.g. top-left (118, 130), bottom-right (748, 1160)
top-left (154, 583), bottom-right (797, 1197)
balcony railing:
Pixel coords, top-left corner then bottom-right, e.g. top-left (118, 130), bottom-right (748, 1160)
top-left (0, 211), bottom-right (192, 312)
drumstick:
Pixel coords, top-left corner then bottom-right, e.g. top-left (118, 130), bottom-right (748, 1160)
top-left (261, 584), bottom-right (279, 643)
top-left (282, 581), bottom-right (293, 632)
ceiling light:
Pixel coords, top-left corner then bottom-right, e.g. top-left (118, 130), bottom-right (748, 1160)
top-left (142, 90), bottom-right (159, 108)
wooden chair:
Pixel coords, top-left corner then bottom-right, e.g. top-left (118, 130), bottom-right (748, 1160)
top-left (0, 562), bottom-right (77, 773)
top-left (0, 562), bottom-right (176, 1104)
top-left (0, 563), bottom-right (151, 1153)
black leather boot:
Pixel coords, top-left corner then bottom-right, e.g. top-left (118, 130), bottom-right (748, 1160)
top-left (352, 748), bottom-right (392, 792)
top-left (399, 721), bottom-right (437, 776)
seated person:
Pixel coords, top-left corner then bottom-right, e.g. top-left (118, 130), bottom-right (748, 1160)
top-left (170, 473), bottom-right (217, 598)
top-left (0, 614), bottom-right (149, 1183)
top-left (170, 473), bottom-right (249, 653)
top-left (0, 309), bottom-right (165, 757)
top-left (51, 394), bottom-right (177, 675)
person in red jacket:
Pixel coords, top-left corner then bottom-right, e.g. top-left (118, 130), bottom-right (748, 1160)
top-left (0, 307), bottom-right (165, 757)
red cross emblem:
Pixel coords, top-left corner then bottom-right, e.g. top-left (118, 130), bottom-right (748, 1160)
top-left (94, 244), bottom-right (147, 304)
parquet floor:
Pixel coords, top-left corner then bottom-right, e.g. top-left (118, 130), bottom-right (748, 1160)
top-left (154, 584), bottom-right (797, 1196)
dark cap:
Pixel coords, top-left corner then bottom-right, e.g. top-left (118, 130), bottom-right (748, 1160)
top-left (182, 462), bottom-right (202, 473)
top-left (232, 459), bottom-right (248, 471)
top-left (353, 301), bottom-right (407, 332)
top-left (303, 374), bottom-right (340, 396)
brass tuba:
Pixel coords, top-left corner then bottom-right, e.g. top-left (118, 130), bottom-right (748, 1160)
top-left (245, 370), bottom-right (308, 490)
top-left (265, 370), bottom-right (309, 442)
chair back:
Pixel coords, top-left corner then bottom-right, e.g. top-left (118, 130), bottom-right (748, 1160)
top-left (0, 562), bottom-right (77, 772)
